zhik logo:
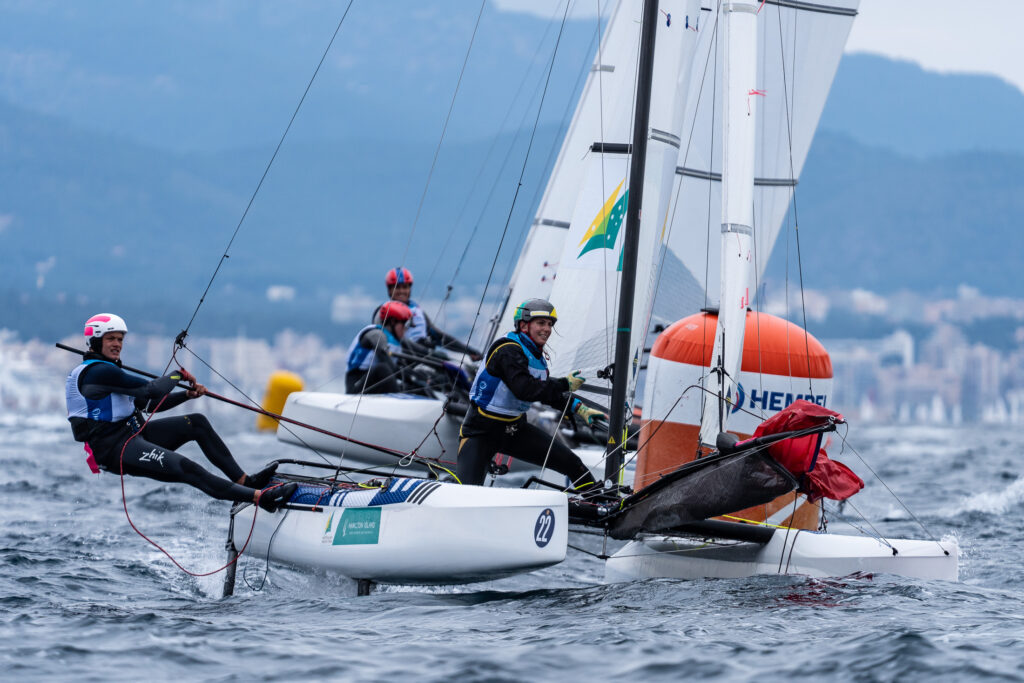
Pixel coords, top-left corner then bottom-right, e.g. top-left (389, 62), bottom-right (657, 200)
top-left (139, 448), bottom-right (166, 467)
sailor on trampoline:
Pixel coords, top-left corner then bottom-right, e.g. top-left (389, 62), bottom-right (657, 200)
top-left (457, 299), bottom-right (605, 488)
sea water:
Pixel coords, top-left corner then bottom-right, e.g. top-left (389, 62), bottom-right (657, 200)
top-left (2, 412), bottom-right (1023, 681)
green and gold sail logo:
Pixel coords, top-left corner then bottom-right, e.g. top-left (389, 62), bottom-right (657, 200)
top-left (577, 179), bottom-right (628, 270)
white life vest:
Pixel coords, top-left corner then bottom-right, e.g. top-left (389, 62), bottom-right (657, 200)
top-left (65, 360), bottom-right (136, 423)
top-left (405, 300), bottom-right (429, 342)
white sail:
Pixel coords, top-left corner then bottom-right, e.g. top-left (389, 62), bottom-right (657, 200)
top-left (653, 0), bottom-right (860, 326)
top-left (498, 1), bottom-right (643, 331)
top-left (647, 0), bottom-right (860, 444)
top-left (543, 0), bottom-right (702, 405)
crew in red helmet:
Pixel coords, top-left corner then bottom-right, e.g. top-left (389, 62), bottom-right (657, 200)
top-left (380, 266), bottom-right (482, 362)
top-left (65, 313), bottom-right (295, 511)
top-left (346, 300), bottom-right (413, 394)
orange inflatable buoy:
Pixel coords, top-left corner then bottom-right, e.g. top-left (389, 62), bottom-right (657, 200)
top-left (636, 311), bottom-right (833, 529)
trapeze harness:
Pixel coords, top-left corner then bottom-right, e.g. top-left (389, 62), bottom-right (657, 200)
top-left (468, 332), bottom-right (548, 418)
top-left (346, 324), bottom-right (405, 394)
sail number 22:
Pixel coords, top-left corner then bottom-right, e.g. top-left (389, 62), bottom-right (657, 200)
top-left (534, 508), bottom-right (555, 548)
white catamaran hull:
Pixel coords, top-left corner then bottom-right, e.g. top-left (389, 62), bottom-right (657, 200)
top-left (232, 481), bottom-right (568, 585)
top-left (604, 531), bottom-right (959, 583)
top-left (276, 391), bottom-right (607, 485)
top-left (277, 391), bottom-right (459, 468)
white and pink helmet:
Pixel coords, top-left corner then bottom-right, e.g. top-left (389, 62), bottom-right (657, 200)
top-left (84, 313), bottom-right (128, 346)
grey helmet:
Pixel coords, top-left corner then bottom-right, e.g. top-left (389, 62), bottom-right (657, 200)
top-left (513, 298), bottom-right (557, 325)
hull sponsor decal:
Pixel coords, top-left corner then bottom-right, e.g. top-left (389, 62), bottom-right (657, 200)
top-left (332, 507), bottom-right (382, 545)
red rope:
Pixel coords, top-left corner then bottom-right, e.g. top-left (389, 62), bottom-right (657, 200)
top-left (117, 384), bottom-right (263, 577)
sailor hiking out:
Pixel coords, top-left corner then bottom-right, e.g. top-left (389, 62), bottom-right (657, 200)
top-left (65, 314), bottom-right (295, 510)
top-left (457, 299), bottom-right (605, 487)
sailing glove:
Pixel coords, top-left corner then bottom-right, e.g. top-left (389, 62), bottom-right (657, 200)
top-left (146, 374), bottom-right (180, 398)
top-left (565, 370), bottom-right (585, 392)
top-left (573, 400), bottom-right (606, 426)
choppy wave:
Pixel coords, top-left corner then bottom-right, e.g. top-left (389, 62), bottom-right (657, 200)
top-left (2, 421), bottom-right (1023, 680)
top-left (956, 476), bottom-right (1024, 515)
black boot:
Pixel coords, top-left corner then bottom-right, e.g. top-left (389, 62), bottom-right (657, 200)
top-left (257, 482), bottom-right (297, 512)
top-left (245, 462), bottom-right (279, 490)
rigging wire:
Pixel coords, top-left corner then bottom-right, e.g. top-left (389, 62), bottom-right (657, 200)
top-left (419, 0), bottom-right (571, 300)
top-left (438, 0), bottom-right (604, 336)
top-left (835, 424), bottom-right (949, 549)
top-left (596, 0), bottom-right (612, 372)
top-left (179, 0), bottom-right (356, 342)
top-left (410, 6), bottom-right (611, 480)
top-left (330, 0), bottom-right (491, 483)
top-left (642, 1), bottom-right (720, 450)
top-left (602, 0), bottom-right (645, 383)
top-left (176, 342), bottom-right (453, 476)
top-left (451, 0), bottom-right (575, 396)
top-left (432, 53), bottom-right (560, 328)
top-left (700, 2), bottom-right (721, 438)
top-left (175, 343), bottom-right (338, 469)
top-left (398, 0), bottom-right (488, 267)
top-left (166, 2), bottom-right (492, 479)
top-left (491, 5), bottom-right (608, 316)
top-left (435, 2), bottom-right (582, 487)
top-left (774, 2), bottom-right (815, 392)
top-left (428, 0), bottom-right (606, 363)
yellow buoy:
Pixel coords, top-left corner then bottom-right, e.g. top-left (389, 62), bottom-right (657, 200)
top-left (257, 371), bottom-right (304, 431)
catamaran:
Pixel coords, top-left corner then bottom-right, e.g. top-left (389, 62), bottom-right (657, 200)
top-left (227, 0), bottom-right (957, 592)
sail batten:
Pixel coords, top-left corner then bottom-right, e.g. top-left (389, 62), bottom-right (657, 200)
top-left (676, 166), bottom-right (798, 186)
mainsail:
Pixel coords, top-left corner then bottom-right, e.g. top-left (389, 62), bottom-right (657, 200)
top-left (663, 0), bottom-right (859, 446)
top-left (501, 1), bottom-right (858, 418)
top-left (543, 0), bottom-right (702, 407)
top-left (500, 0), bottom-right (705, 410)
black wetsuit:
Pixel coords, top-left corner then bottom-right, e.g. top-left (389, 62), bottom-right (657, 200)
top-left (457, 337), bottom-right (593, 488)
top-left (68, 354), bottom-right (256, 503)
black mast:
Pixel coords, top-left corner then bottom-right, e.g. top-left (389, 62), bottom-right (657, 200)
top-left (604, 0), bottom-right (660, 484)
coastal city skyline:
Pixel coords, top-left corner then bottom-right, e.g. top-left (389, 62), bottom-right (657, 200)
top-left (8, 284), bottom-right (1024, 426)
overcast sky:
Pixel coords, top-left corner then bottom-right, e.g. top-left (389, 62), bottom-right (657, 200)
top-left (494, 0), bottom-right (1024, 93)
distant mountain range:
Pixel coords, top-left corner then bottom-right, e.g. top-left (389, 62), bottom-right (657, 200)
top-left (1, 2), bottom-right (1022, 342)
top-left (824, 53), bottom-right (1024, 158)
